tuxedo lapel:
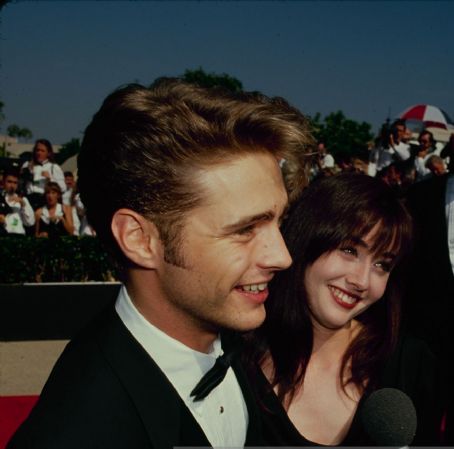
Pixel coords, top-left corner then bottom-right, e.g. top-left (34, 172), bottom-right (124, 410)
top-left (222, 332), bottom-right (264, 446)
top-left (95, 308), bottom-right (210, 449)
top-left (232, 357), bottom-right (264, 446)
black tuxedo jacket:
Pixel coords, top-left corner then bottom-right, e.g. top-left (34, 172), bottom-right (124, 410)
top-left (404, 174), bottom-right (454, 440)
top-left (404, 174), bottom-right (454, 346)
top-left (7, 306), bottom-right (263, 449)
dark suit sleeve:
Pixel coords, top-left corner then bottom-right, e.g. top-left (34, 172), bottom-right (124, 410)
top-left (7, 337), bottom-right (152, 449)
top-left (381, 335), bottom-right (444, 445)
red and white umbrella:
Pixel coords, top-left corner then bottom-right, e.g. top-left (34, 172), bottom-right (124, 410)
top-left (399, 104), bottom-right (452, 129)
top-left (398, 104), bottom-right (453, 130)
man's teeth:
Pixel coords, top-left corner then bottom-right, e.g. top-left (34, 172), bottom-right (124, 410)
top-left (329, 286), bottom-right (357, 304)
top-left (241, 283), bottom-right (267, 293)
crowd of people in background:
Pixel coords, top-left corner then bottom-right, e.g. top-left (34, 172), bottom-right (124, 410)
top-left (311, 119), bottom-right (453, 195)
top-left (0, 139), bottom-right (95, 237)
top-left (1, 121), bottom-right (453, 237)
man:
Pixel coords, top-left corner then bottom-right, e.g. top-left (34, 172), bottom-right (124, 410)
top-left (425, 154), bottom-right (447, 177)
top-left (404, 148), bottom-right (454, 443)
top-left (8, 80), bottom-right (312, 448)
top-left (316, 140), bottom-right (335, 169)
top-left (62, 171), bottom-right (75, 206)
top-left (414, 130), bottom-right (437, 181)
top-left (368, 119), bottom-right (411, 177)
top-left (0, 167), bottom-right (35, 235)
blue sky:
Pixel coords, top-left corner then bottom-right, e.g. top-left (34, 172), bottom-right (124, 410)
top-left (1, 1), bottom-right (453, 144)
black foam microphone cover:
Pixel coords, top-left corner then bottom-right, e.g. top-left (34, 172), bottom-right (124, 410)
top-left (360, 388), bottom-right (417, 446)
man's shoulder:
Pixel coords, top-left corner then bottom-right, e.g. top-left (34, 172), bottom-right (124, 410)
top-left (406, 174), bottom-right (448, 207)
top-left (7, 307), bottom-right (167, 449)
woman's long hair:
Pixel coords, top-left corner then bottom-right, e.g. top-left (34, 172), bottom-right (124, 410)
top-left (247, 172), bottom-right (413, 404)
top-left (32, 139), bottom-right (55, 163)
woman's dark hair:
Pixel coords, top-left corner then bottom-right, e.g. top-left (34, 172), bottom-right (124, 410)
top-left (33, 139), bottom-right (55, 162)
top-left (249, 172), bottom-right (413, 403)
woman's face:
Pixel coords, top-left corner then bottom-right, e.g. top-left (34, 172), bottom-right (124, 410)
top-left (34, 143), bottom-right (49, 163)
top-left (46, 189), bottom-right (59, 206)
top-left (304, 225), bottom-right (396, 331)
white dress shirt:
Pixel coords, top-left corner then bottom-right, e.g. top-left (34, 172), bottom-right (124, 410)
top-left (22, 159), bottom-right (66, 194)
top-left (4, 194), bottom-right (35, 234)
top-left (115, 286), bottom-right (248, 448)
top-left (446, 174), bottom-right (454, 275)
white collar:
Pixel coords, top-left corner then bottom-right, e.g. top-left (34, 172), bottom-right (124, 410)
top-left (115, 285), bottom-right (223, 400)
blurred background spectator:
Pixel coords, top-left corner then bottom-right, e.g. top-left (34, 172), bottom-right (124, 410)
top-left (34, 182), bottom-right (78, 238)
top-left (0, 167), bottom-right (35, 235)
top-left (62, 171), bottom-right (75, 206)
top-left (368, 119), bottom-right (411, 176)
top-left (20, 139), bottom-right (66, 210)
top-left (425, 155), bottom-right (447, 177)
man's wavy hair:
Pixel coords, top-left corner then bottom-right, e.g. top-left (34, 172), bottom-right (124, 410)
top-left (78, 78), bottom-right (314, 272)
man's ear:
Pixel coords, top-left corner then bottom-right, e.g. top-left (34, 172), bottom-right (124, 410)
top-left (111, 209), bottom-right (161, 269)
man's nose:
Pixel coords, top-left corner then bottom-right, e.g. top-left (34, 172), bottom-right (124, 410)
top-left (257, 226), bottom-right (292, 271)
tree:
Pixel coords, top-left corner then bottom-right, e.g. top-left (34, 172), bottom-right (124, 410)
top-left (151, 67), bottom-right (243, 93)
top-left (7, 124), bottom-right (33, 140)
top-left (182, 68), bottom-right (243, 92)
top-left (55, 138), bottom-right (81, 165)
top-left (310, 111), bottom-right (373, 159)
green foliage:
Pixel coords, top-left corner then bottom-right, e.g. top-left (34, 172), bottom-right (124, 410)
top-left (182, 67), bottom-right (243, 93)
top-left (310, 111), bottom-right (373, 159)
top-left (0, 236), bottom-right (117, 283)
top-left (55, 138), bottom-right (81, 165)
top-left (6, 124), bottom-right (33, 140)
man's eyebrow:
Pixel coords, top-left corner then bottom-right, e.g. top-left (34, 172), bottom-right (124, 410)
top-left (221, 211), bottom-right (276, 233)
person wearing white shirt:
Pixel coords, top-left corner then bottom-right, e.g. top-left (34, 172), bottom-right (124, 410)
top-left (414, 130), bottom-right (438, 181)
top-left (21, 139), bottom-right (66, 210)
top-left (8, 79), bottom-right (313, 449)
top-left (368, 119), bottom-right (411, 177)
top-left (62, 171), bottom-right (75, 206)
top-left (0, 168), bottom-right (35, 235)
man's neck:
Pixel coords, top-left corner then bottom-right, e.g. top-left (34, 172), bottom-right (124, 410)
top-left (125, 276), bottom-right (218, 353)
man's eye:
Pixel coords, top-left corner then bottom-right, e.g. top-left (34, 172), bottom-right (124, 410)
top-left (237, 225), bottom-right (255, 236)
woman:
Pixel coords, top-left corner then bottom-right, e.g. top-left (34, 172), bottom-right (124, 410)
top-left (21, 139), bottom-right (66, 210)
top-left (247, 172), bottom-right (441, 446)
top-left (35, 182), bottom-right (77, 237)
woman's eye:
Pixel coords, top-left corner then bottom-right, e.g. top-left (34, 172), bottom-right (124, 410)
top-left (375, 261), bottom-right (392, 273)
top-left (340, 247), bottom-right (357, 256)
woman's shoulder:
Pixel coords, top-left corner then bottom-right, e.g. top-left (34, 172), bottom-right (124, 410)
top-left (380, 332), bottom-right (439, 391)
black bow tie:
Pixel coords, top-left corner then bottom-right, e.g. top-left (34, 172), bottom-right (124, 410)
top-left (190, 350), bottom-right (236, 402)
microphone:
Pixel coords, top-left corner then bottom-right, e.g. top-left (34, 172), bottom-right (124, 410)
top-left (360, 388), bottom-right (417, 446)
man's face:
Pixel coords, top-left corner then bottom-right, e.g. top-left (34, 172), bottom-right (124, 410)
top-left (155, 152), bottom-right (292, 338)
top-left (431, 161), bottom-right (446, 176)
top-left (4, 175), bottom-right (18, 194)
top-left (65, 175), bottom-right (75, 189)
top-left (396, 125), bottom-right (406, 142)
top-left (419, 133), bottom-right (432, 151)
